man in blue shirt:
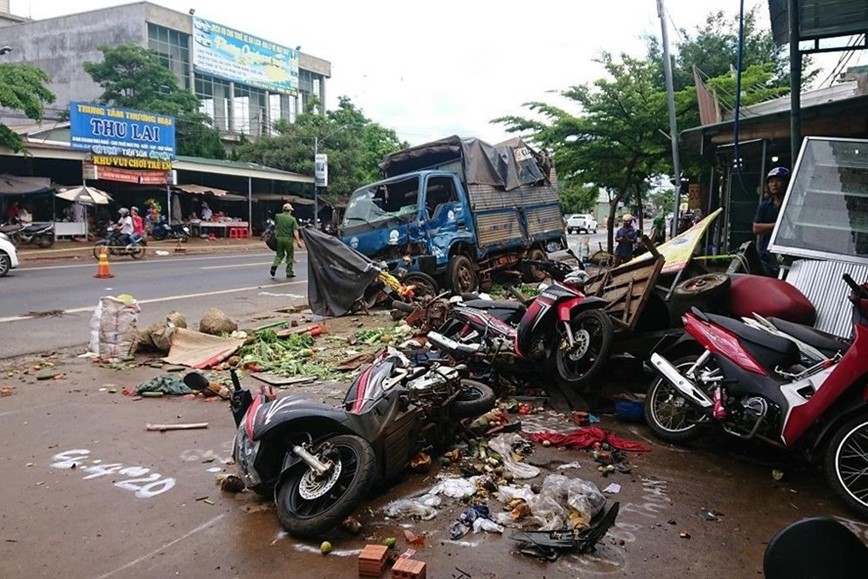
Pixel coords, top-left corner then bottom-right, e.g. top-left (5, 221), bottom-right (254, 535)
top-left (752, 167), bottom-right (790, 277)
top-left (614, 213), bottom-right (637, 266)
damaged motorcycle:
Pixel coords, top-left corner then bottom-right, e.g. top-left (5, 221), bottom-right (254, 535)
top-left (184, 348), bottom-right (495, 538)
top-left (645, 274), bottom-right (868, 518)
top-left (428, 259), bottom-right (613, 390)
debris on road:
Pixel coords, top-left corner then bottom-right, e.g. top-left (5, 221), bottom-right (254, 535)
top-left (145, 422), bottom-right (208, 432)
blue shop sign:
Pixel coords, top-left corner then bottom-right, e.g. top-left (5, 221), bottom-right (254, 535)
top-left (69, 102), bottom-right (176, 160)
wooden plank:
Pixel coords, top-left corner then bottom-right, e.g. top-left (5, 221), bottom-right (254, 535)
top-left (583, 256), bottom-right (665, 332)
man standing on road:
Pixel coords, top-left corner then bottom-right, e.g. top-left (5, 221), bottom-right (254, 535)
top-left (752, 167), bottom-right (790, 277)
top-left (271, 203), bottom-right (303, 278)
top-left (614, 213), bottom-right (637, 266)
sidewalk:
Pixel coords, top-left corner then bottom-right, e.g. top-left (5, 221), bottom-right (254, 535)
top-left (17, 236), bottom-right (269, 264)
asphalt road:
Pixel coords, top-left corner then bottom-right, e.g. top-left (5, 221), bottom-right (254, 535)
top-left (0, 249), bottom-right (309, 358)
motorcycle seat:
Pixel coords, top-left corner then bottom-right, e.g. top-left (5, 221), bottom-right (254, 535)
top-left (705, 311), bottom-right (800, 369)
top-left (768, 317), bottom-right (850, 358)
top-left (462, 299), bottom-right (524, 312)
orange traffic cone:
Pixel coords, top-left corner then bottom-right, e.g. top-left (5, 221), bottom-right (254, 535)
top-left (94, 246), bottom-right (114, 279)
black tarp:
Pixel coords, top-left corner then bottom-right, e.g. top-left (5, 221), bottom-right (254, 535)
top-left (302, 228), bottom-right (380, 317)
top-left (379, 135), bottom-right (550, 191)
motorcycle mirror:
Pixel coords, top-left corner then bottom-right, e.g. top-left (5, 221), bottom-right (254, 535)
top-left (183, 372), bottom-right (210, 391)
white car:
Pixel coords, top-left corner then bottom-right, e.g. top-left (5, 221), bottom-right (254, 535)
top-left (566, 213), bottom-right (598, 234)
top-left (0, 232), bottom-right (19, 277)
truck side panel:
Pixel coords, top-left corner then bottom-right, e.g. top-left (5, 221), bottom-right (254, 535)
top-left (466, 183), bottom-right (563, 249)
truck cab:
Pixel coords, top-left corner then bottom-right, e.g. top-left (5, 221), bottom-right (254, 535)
top-left (340, 170), bottom-right (474, 280)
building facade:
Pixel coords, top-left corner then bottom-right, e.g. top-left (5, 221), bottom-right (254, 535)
top-left (0, 1), bottom-right (331, 139)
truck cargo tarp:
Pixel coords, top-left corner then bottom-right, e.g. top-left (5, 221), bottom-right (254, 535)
top-left (302, 228), bottom-right (380, 317)
top-left (379, 135), bottom-right (551, 191)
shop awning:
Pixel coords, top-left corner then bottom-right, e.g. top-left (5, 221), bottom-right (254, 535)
top-left (173, 184), bottom-right (232, 197)
top-left (0, 174), bottom-right (53, 195)
top-left (253, 193), bottom-right (317, 205)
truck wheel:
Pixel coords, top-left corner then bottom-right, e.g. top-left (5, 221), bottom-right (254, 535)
top-left (447, 255), bottom-right (478, 294)
top-left (522, 248), bottom-right (547, 283)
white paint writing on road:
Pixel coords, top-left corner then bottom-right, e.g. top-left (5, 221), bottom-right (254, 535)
top-left (50, 449), bottom-right (175, 499)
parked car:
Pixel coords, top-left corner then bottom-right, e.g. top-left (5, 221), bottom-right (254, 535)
top-left (0, 231), bottom-right (19, 277)
top-left (566, 213), bottom-right (598, 234)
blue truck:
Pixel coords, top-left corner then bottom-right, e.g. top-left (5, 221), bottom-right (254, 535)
top-left (339, 135), bottom-right (567, 293)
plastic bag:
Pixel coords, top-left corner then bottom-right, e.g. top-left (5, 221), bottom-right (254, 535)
top-left (429, 476), bottom-right (477, 499)
top-left (488, 433), bottom-right (540, 480)
top-left (382, 498), bottom-right (438, 520)
top-left (89, 295), bottom-right (140, 359)
top-left (472, 517), bottom-right (505, 534)
top-left (526, 474), bottom-right (605, 530)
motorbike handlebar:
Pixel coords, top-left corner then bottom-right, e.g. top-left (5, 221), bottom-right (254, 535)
top-left (229, 367), bottom-right (243, 392)
top-left (843, 273), bottom-right (868, 299)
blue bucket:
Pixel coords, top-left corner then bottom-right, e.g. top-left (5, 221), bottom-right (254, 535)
top-left (614, 399), bottom-right (645, 422)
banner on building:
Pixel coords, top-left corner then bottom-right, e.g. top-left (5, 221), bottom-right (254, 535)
top-left (192, 16), bottom-right (299, 95)
top-left (70, 102), bottom-right (176, 159)
top-left (83, 162), bottom-right (169, 185)
top-left (92, 154), bottom-right (172, 171)
top-left (315, 154), bottom-right (328, 187)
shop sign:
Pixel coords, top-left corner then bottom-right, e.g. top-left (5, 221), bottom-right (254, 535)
top-left (70, 102), bottom-right (176, 159)
top-left (92, 154), bottom-right (172, 171)
top-left (82, 162), bottom-right (169, 185)
top-left (192, 16), bottom-right (299, 95)
top-left (315, 154), bottom-right (328, 187)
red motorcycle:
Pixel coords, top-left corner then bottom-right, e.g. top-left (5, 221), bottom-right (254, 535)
top-left (645, 274), bottom-right (868, 518)
top-left (428, 259), bottom-right (614, 389)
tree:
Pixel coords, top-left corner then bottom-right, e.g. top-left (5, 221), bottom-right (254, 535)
top-left (494, 53), bottom-right (671, 251)
top-left (558, 181), bottom-right (599, 214)
top-left (646, 7), bottom-right (816, 92)
top-left (235, 96), bottom-right (406, 199)
top-left (0, 64), bottom-right (55, 152)
top-left (83, 45), bottom-right (225, 159)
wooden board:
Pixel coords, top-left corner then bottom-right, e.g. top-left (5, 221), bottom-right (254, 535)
top-left (584, 256), bottom-right (665, 332)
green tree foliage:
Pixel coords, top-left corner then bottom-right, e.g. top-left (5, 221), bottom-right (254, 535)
top-left (495, 53), bottom-right (671, 250)
top-left (558, 181), bottom-right (600, 214)
top-left (235, 96), bottom-right (406, 199)
top-left (83, 45), bottom-right (225, 159)
top-left (0, 64), bottom-right (55, 152)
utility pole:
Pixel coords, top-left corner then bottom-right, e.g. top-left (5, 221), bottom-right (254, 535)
top-left (313, 136), bottom-right (319, 228)
top-left (657, 0), bottom-right (683, 238)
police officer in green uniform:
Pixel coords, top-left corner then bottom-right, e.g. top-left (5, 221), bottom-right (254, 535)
top-left (270, 203), bottom-right (303, 278)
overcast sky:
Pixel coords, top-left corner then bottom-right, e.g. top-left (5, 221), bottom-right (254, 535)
top-left (14, 0), bottom-right (864, 145)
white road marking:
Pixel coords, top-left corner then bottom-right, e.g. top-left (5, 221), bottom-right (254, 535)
top-left (95, 514), bottom-right (226, 578)
top-left (0, 281), bottom-right (306, 324)
top-left (201, 261), bottom-right (275, 270)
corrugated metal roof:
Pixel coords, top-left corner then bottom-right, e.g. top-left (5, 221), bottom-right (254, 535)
top-left (785, 259), bottom-right (868, 337)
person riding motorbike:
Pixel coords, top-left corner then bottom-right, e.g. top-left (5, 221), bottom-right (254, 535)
top-left (113, 207), bottom-right (134, 247)
top-left (131, 206), bottom-right (145, 243)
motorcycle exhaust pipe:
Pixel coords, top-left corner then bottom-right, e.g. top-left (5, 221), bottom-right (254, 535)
top-left (650, 353), bottom-right (713, 408)
top-left (427, 331), bottom-right (481, 355)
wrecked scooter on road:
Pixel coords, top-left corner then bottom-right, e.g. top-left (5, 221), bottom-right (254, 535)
top-left (184, 348), bottom-right (495, 538)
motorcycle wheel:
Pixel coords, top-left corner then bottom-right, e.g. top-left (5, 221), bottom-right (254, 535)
top-left (92, 242), bottom-right (109, 260)
top-left (37, 234), bottom-right (55, 249)
top-left (554, 309), bottom-right (614, 389)
top-left (452, 379), bottom-right (496, 419)
top-left (130, 245), bottom-right (146, 260)
top-left (151, 229), bottom-right (167, 241)
top-left (8, 232), bottom-right (21, 247)
top-left (402, 272), bottom-right (439, 299)
top-left (276, 434), bottom-right (376, 539)
top-left (644, 355), bottom-right (712, 442)
top-left (824, 413), bottom-right (868, 518)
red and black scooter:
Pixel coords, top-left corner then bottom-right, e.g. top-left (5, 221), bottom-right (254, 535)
top-left (645, 274), bottom-right (868, 518)
top-left (184, 349), bottom-right (494, 539)
top-left (428, 259), bottom-right (614, 389)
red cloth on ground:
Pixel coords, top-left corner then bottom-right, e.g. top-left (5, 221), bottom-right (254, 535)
top-left (529, 426), bottom-right (650, 452)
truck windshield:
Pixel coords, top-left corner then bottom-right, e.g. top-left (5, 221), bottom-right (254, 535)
top-left (343, 177), bottom-right (420, 227)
